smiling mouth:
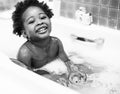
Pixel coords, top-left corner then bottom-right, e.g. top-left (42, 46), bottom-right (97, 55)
top-left (36, 25), bottom-right (48, 34)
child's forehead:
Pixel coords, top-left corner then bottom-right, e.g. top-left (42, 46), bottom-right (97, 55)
top-left (23, 6), bottom-right (45, 16)
top-left (25, 6), bottom-right (43, 12)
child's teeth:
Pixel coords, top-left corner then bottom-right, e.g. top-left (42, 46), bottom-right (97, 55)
top-left (39, 28), bottom-right (46, 33)
top-left (40, 28), bottom-right (44, 31)
top-left (40, 28), bottom-right (45, 31)
top-left (41, 29), bottom-right (44, 32)
top-left (36, 26), bottom-right (47, 34)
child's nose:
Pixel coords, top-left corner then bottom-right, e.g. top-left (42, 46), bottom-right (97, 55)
top-left (36, 19), bottom-right (43, 25)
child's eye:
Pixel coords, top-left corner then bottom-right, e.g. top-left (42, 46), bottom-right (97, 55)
top-left (40, 16), bottom-right (47, 20)
top-left (28, 20), bottom-right (35, 24)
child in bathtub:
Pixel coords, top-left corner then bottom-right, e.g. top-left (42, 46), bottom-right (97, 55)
top-left (12, 0), bottom-right (79, 78)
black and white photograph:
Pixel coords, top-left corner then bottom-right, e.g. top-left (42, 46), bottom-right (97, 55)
top-left (0, 0), bottom-right (120, 94)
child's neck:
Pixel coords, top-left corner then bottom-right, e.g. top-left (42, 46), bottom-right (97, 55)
top-left (29, 36), bottom-right (51, 48)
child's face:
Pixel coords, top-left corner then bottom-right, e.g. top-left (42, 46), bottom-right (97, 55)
top-left (22, 6), bottom-right (51, 40)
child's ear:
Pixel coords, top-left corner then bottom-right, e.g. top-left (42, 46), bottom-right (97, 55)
top-left (22, 30), bottom-right (27, 38)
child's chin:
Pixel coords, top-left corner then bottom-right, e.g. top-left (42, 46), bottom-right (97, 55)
top-left (38, 36), bottom-right (48, 39)
top-left (38, 34), bottom-right (50, 39)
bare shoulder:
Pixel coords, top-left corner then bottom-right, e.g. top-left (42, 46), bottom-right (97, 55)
top-left (18, 42), bottom-right (30, 56)
top-left (17, 42), bottom-right (32, 60)
top-left (51, 36), bottom-right (62, 42)
top-left (17, 42), bottom-right (32, 67)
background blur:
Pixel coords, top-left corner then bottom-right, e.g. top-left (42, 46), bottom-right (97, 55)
top-left (0, 0), bottom-right (120, 30)
top-left (59, 0), bottom-right (120, 30)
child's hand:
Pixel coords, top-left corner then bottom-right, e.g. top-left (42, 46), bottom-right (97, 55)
top-left (64, 60), bottom-right (74, 74)
top-left (70, 64), bottom-right (79, 72)
top-left (65, 60), bottom-right (87, 82)
top-left (66, 60), bottom-right (78, 72)
top-left (70, 64), bottom-right (87, 82)
top-left (65, 61), bottom-right (78, 77)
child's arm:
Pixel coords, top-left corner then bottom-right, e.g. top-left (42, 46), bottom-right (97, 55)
top-left (56, 38), bottom-right (73, 73)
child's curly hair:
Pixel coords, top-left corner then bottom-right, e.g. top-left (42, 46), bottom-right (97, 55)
top-left (12, 0), bottom-right (54, 37)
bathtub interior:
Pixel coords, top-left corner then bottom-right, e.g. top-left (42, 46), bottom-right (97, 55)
top-left (50, 18), bottom-right (120, 94)
top-left (51, 17), bottom-right (120, 68)
top-left (0, 9), bottom-right (120, 94)
top-left (0, 52), bottom-right (79, 94)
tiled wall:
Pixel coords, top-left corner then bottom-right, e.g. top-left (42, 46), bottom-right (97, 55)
top-left (60, 0), bottom-right (120, 30)
top-left (0, 0), bottom-right (18, 11)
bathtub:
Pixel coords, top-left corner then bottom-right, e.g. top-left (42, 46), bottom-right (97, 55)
top-left (0, 9), bottom-right (120, 94)
top-left (51, 17), bottom-right (120, 94)
top-left (0, 52), bottom-right (79, 94)
top-left (51, 17), bottom-right (120, 70)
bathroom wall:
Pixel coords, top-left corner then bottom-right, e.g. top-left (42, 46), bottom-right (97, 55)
top-left (0, 0), bottom-right (19, 11)
top-left (60, 0), bottom-right (120, 30)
